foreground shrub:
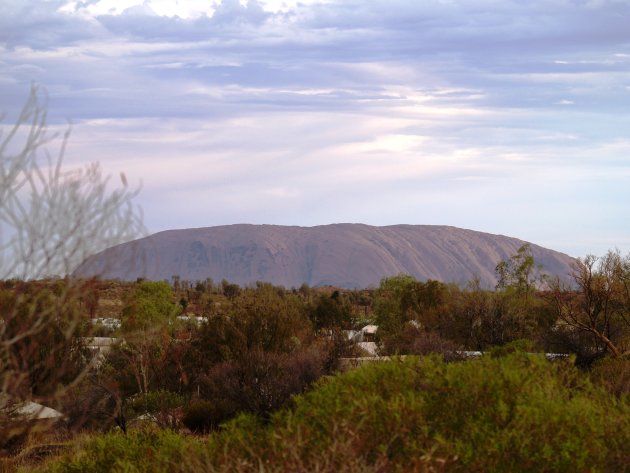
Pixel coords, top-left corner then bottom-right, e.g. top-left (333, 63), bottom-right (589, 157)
top-left (208, 353), bottom-right (630, 472)
top-left (589, 356), bottom-right (630, 398)
top-left (40, 354), bottom-right (630, 472)
top-left (39, 429), bottom-right (204, 473)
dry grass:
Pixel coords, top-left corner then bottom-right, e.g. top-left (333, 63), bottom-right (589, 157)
top-left (0, 428), bottom-right (74, 472)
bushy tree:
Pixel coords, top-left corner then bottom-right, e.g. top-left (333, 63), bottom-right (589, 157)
top-left (309, 292), bottom-right (352, 330)
top-left (495, 243), bottom-right (543, 295)
top-left (549, 250), bottom-right (630, 359)
top-left (476, 245), bottom-right (553, 349)
top-left (173, 283), bottom-right (324, 428)
top-left (197, 348), bottom-right (324, 425)
top-left (374, 275), bottom-right (450, 354)
top-left (118, 281), bottom-right (178, 394)
top-left (122, 281), bottom-right (177, 332)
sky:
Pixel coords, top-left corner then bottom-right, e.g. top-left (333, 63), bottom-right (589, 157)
top-left (1, 0), bottom-right (630, 258)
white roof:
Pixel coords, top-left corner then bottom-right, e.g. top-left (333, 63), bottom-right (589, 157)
top-left (90, 318), bottom-right (121, 328)
top-left (83, 337), bottom-right (119, 347)
top-left (14, 401), bottom-right (64, 420)
top-left (361, 325), bottom-right (378, 334)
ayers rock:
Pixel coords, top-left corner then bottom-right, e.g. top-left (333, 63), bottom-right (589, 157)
top-left (73, 224), bottom-right (575, 288)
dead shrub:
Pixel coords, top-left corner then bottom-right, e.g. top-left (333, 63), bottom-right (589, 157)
top-left (199, 348), bottom-right (324, 423)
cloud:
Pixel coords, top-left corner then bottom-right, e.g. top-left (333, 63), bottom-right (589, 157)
top-left (211, 0), bottom-right (269, 24)
top-left (1, 0), bottom-right (630, 257)
top-left (0, 1), bottom-right (106, 49)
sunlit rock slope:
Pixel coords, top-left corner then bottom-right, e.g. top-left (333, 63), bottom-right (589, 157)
top-left (74, 224), bottom-right (575, 288)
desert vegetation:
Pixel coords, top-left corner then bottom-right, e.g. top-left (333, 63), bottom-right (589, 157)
top-left (0, 85), bottom-right (144, 465)
top-left (1, 252), bottom-right (630, 471)
top-left (2, 88), bottom-right (630, 472)
top-left (19, 351), bottom-right (630, 473)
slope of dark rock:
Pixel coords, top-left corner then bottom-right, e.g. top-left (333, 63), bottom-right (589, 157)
top-left (73, 224), bottom-right (575, 288)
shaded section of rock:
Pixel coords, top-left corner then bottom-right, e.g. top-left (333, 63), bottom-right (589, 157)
top-left (73, 224), bottom-right (575, 288)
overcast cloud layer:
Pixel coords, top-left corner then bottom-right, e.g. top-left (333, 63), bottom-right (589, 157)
top-left (2, 0), bottom-right (629, 257)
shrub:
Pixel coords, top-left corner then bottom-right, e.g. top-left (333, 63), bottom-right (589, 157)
top-left (60, 377), bottom-right (120, 432)
top-left (199, 348), bottom-right (324, 421)
top-left (209, 353), bottom-right (630, 472)
top-left (381, 323), bottom-right (463, 360)
top-left (589, 356), bottom-right (630, 398)
top-left (128, 390), bottom-right (184, 417)
top-left (39, 354), bottom-right (630, 472)
top-left (487, 338), bottom-right (537, 358)
top-left (127, 390), bottom-right (185, 429)
top-left (182, 400), bottom-right (237, 433)
top-left (39, 429), bottom-right (203, 473)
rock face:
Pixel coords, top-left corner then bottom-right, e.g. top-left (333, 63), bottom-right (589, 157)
top-left (73, 224), bottom-right (575, 288)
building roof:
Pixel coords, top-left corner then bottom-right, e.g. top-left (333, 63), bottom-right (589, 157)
top-left (83, 337), bottom-right (119, 347)
top-left (14, 401), bottom-right (64, 420)
top-left (361, 325), bottom-right (378, 334)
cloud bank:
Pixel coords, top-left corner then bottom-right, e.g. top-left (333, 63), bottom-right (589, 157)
top-left (2, 0), bottom-right (630, 257)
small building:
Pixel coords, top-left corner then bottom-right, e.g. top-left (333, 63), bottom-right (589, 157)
top-left (349, 325), bottom-right (378, 343)
top-left (83, 337), bottom-right (119, 354)
top-left (346, 325), bottom-right (379, 356)
top-left (357, 341), bottom-right (379, 356)
top-left (360, 325), bottom-right (378, 342)
top-left (81, 337), bottom-right (121, 367)
top-left (90, 318), bottom-right (121, 330)
top-left (176, 315), bottom-right (208, 325)
top-left (13, 401), bottom-right (64, 421)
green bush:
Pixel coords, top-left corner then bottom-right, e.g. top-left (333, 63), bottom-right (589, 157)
top-left (128, 390), bottom-right (184, 416)
top-left (589, 356), bottom-right (630, 398)
top-left (40, 354), bottom-right (630, 472)
top-left (40, 429), bottom-right (204, 473)
top-left (209, 353), bottom-right (630, 472)
top-left (487, 338), bottom-right (537, 358)
top-left (417, 354), bottom-right (620, 471)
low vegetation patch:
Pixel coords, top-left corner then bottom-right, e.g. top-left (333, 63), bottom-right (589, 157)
top-left (37, 353), bottom-right (630, 473)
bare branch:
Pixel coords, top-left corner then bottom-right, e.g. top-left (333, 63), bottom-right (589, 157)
top-left (0, 85), bottom-right (145, 452)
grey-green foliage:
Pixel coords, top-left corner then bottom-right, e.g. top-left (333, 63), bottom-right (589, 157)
top-left (374, 274), bottom-right (450, 353)
top-left (121, 281), bottom-right (178, 332)
top-left (495, 243), bottom-right (543, 294)
top-left (210, 353), bottom-right (630, 472)
top-left (40, 353), bottom-right (630, 473)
